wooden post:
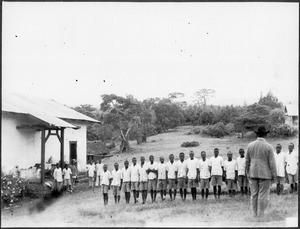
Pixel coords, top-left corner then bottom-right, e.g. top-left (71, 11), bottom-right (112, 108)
top-left (41, 129), bottom-right (46, 184)
top-left (60, 128), bottom-right (65, 169)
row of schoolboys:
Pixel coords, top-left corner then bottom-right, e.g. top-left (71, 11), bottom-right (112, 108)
top-left (53, 160), bottom-right (78, 193)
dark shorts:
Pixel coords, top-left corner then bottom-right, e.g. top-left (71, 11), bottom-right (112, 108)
top-left (123, 182), bottom-right (131, 192)
top-left (157, 179), bottom-right (167, 191)
top-left (226, 179), bottom-right (237, 190)
top-left (148, 179), bottom-right (157, 190)
top-left (211, 175), bottom-right (223, 186)
top-left (102, 184), bottom-right (109, 194)
top-left (177, 177), bottom-right (187, 189)
top-left (112, 185), bottom-right (121, 195)
top-left (188, 179), bottom-right (198, 188)
top-left (139, 181), bottom-right (148, 191)
top-left (200, 178), bottom-right (210, 189)
top-left (131, 181), bottom-right (139, 190)
top-left (168, 179), bottom-right (177, 190)
top-left (238, 175), bottom-right (248, 187)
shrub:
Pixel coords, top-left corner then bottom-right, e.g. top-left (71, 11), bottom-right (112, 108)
top-left (225, 123), bottom-right (236, 134)
top-left (181, 141), bottom-right (200, 147)
top-left (202, 122), bottom-right (228, 138)
top-left (1, 173), bottom-right (28, 207)
top-left (270, 124), bottom-right (298, 137)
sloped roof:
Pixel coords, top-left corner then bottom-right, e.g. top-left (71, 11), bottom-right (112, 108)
top-left (2, 93), bottom-right (100, 128)
top-left (285, 104), bottom-right (298, 117)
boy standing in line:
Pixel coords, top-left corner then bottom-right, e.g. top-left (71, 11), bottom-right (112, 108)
top-left (157, 156), bottom-right (167, 201)
top-left (63, 163), bottom-right (72, 193)
top-left (199, 151), bottom-right (211, 200)
top-left (186, 151), bottom-right (200, 200)
top-left (122, 160), bottom-right (131, 203)
top-left (237, 148), bottom-right (248, 195)
top-left (286, 143), bottom-right (298, 193)
top-left (101, 164), bottom-right (112, 205)
top-left (210, 148), bottom-right (224, 200)
top-left (274, 144), bottom-right (286, 195)
top-left (131, 157), bottom-right (140, 203)
top-left (166, 154), bottom-right (178, 201)
top-left (86, 161), bottom-right (95, 188)
top-left (95, 159), bottom-right (104, 188)
top-left (70, 159), bottom-right (78, 190)
top-left (177, 152), bottom-right (188, 200)
top-left (147, 155), bottom-right (158, 202)
top-left (53, 163), bottom-right (63, 192)
top-left (224, 151), bottom-right (238, 197)
top-left (139, 156), bottom-right (149, 204)
top-left (111, 162), bottom-right (123, 203)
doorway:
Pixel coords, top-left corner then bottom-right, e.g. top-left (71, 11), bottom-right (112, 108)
top-left (69, 141), bottom-right (77, 165)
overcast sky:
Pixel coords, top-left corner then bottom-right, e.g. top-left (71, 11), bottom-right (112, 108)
top-left (2, 2), bottom-right (299, 108)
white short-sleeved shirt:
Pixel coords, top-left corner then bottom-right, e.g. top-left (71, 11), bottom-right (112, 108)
top-left (54, 168), bottom-right (63, 182)
top-left (224, 160), bottom-right (237, 180)
top-left (111, 169), bottom-right (123, 186)
top-left (122, 167), bottom-right (131, 182)
top-left (199, 159), bottom-right (211, 179)
top-left (236, 156), bottom-right (246, 176)
top-left (210, 156), bottom-right (224, 176)
top-left (186, 158), bottom-right (200, 179)
top-left (177, 160), bottom-right (188, 178)
top-left (286, 151), bottom-right (298, 175)
top-left (130, 164), bottom-right (140, 182)
top-left (95, 163), bottom-right (104, 176)
top-left (166, 161), bottom-right (178, 179)
top-left (274, 151), bottom-right (287, 177)
top-left (139, 163), bottom-right (149, 182)
top-left (101, 170), bottom-right (112, 186)
top-left (148, 162), bottom-right (158, 180)
top-left (86, 164), bottom-right (95, 177)
top-left (63, 168), bottom-right (72, 180)
top-left (157, 163), bottom-right (167, 179)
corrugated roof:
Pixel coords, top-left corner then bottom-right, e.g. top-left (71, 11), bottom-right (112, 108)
top-left (2, 93), bottom-right (99, 128)
top-left (285, 104), bottom-right (298, 116)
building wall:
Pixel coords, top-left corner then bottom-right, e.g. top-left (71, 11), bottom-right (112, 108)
top-left (1, 113), bottom-right (87, 174)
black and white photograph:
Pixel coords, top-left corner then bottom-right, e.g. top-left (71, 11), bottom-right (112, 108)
top-left (1, 1), bottom-right (299, 227)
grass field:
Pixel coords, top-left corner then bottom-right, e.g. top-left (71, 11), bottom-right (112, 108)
top-left (1, 126), bottom-right (298, 227)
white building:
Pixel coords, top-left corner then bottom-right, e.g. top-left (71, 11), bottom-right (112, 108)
top-left (284, 104), bottom-right (298, 126)
top-left (2, 93), bottom-right (99, 182)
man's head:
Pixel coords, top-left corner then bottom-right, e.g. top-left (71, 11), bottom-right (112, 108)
top-left (149, 155), bottom-right (154, 163)
top-left (201, 151), bottom-right (206, 160)
top-left (132, 157), bottom-right (137, 165)
top-left (99, 158), bottom-right (102, 164)
top-left (276, 144), bottom-right (282, 154)
top-left (214, 148), bottom-right (219, 157)
top-left (103, 164), bottom-right (108, 172)
top-left (124, 160), bottom-right (129, 168)
top-left (189, 151), bottom-right (194, 159)
top-left (160, 156), bottom-right (164, 163)
top-left (114, 162), bottom-right (119, 170)
top-left (288, 143), bottom-right (294, 152)
top-left (141, 156), bottom-right (145, 164)
top-left (254, 126), bottom-right (269, 138)
top-left (179, 152), bottom-right (185, 161)
top-left (239, 148), bottom-right (245, 158)
top-left (169, 154), bottom-right (175, 163)
top-left (227, 151), bottom-right (233, 161)
top-left (65, 163), bottom-right (69, 169)
top-left (56, 163), bottom-right (60, 168)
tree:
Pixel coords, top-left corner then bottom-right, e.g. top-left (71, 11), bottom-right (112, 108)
top-left (194, 89), bottom-right (215, 106)
top-left (168, 92), bottom-right (185, 101)
top-left (268, 108), bottom-right (286, 126)
top-left (73, 104), bottom-right (98, 119)
top-left (258, 91), bottom-right (283, 109)
top-left (100, 94), bottom-right (143, 152)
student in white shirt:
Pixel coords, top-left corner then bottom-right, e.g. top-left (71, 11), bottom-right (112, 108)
top-left (131, 157), bottom-right (140, 203)
top-left (274, 144), bottom-right (287, 195)
top-left (177, 152), bottom-right (188, 200)
top-left (86, 161), bottom-right (95, 188)
top-left (186, 151), bottom-right (200, 200)
top-left (101, 164), bottom-right (112, 205)
top-left (53, 163), bottom-right (63, 192)
top-left (147, 155), bottom-right (158, 202)
top-left (139, 156), bottom-right (148, 204)
top-left (199, 151), bottom-right (211, 200)
top-left (122, 160), bottom-right (131, 203)
top-left (210, 148), bottom-right (224, 200)
top-left (111, 162), bottom-right (123, 203)
top-left (237, 148), bottom-right (248, 195)
top-left (286, 143), bottom-right (298, 193)
top-left (63, 163), bottom-right (72, 193)
top-left (95, 159), bottom-right (104, 188)
top-left (224, 151), bottom-right (238, 197)
top-left (157, 156), bottom-right (167, 201)
top-left (166, 154), bottom-right (178, 201)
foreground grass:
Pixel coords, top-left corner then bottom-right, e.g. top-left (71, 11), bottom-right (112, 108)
top-left (1, 188), bottom-right (298, 227)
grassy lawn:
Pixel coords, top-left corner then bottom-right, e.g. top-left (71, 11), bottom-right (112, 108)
top-left (1, 126), bottom-right (298, 227)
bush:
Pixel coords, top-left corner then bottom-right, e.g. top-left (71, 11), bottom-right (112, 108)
top-left (181, 141), bottom-right (200, 147)
top-left (225, 123), bottom-right (236, 134)
top-left (1, 173), bottom-right (28, 207)
top-left (202, 122), bottom-right (228, 138)
top-left (270, 124), bottom-right (298, 137)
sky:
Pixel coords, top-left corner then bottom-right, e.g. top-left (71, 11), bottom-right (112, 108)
top-left (2, 2), bottom-right (299, 108)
